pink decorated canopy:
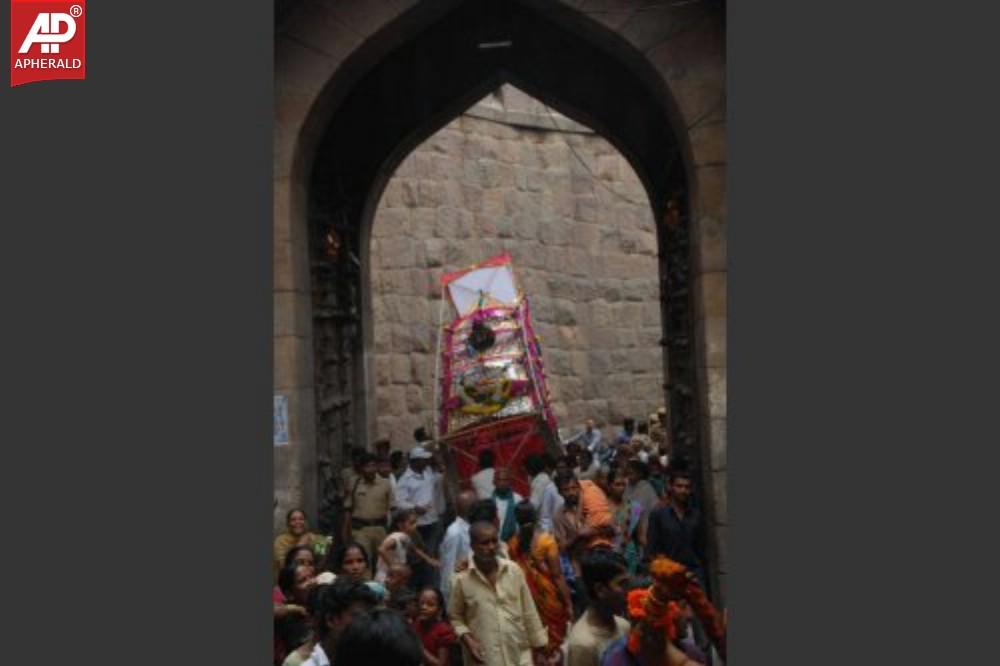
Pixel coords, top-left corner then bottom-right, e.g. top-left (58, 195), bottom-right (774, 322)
top-left (435, 254), bottom-right (557, 439)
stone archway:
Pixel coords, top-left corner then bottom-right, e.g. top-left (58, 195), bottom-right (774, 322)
top-left (274, 0), bottom-right (727, 601)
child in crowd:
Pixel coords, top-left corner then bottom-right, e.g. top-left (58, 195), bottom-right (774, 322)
top-left (411, 587), bottom-right (458, 666)
top-left (384, 562), bottom-right (413, 605)
top-left (377, 509), bottom-right (439, 583)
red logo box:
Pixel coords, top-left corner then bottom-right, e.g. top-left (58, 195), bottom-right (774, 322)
top-left (10, 0), bottom-right (86, 87)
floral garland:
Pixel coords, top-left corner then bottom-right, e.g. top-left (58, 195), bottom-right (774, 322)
top-left (625, 557), bottom-right (727, 662)
top-left (625, 588), bottom-right (684, 655)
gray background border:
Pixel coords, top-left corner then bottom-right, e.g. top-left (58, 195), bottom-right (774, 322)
top-left (2, 1), bottom-right (273, 663)
top-left (2, 0), bottom-right (998, 662)
top-left (731, 0), bottom-right (999, 662)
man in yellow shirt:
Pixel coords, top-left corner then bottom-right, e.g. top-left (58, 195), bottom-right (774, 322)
top-left (448, 521), bottom-right (553, 666)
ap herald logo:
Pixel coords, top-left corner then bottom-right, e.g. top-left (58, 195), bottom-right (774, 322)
top-left (10, 1), bottom-right (86, 87)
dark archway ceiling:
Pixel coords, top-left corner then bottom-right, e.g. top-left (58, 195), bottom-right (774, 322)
top-left (307, 0), bottom-right (688, 229)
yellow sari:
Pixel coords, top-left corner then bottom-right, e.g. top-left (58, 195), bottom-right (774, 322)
top-left (272, 532), bottom-right (322, 580)
top-left (507, 531), bottom-right (570, 651)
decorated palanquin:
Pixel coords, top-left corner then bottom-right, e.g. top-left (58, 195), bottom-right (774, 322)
top-left (436, 254), bottom-right (559, 498)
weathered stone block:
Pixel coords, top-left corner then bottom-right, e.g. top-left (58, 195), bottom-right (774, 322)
top-left (589, 327), bottom-right (617, 350)
top-left (539, 142), bottom-right (570, 169)
top-left (461, 183), bottom-right (483, 212)
top-left (514, 214), bottom-right (539, 241)
top-left (375, 355), bottom-right (392, 386)
top-left (380, 180), bottom-right (405, 208)
top-left (410, 354), bottom-right (431, 387)
top-left (711, 469), bottom-right (727, 525)
top-left (478, 161), bottom-right (513, 188)
top-left (376, 385), bottom-right (405, 416)
top-left (590, 301), bottom-right (614, 328)
top-left (704, 366), bottom-right (726, 419)
top-left (431, 155), bottom-right (462, 179)
top-left (375, 415), bottom-right (396, 442)
top-left (411, 153), bottom-right (434, 179)
top-left (428, 128), bottom-right (463, 155)
top-left (274, 334), bottom-right (312, 391)
top-left (689, 122), bottom-right (727, 167)
top-left (709, 417), bottom-right (726, 471)
top-left (694, 271), bottom-right (727, 320)
top-left (695, 316), bottom-right (726, 369)
top-left (549, 349), bottom-right (575, 375)
top-left (435, 206), bottom-right (461, 238)
top-left (496, 139), bottom-right (519, 164)
top-left (443, 180), bottom-right (464, 207)
top-left (691, 215), bottom-right (726, 274)
top-left (695, 164), bottom-right (726, 221)
top-left (610, 350), bottom-right (631, 374)
top-left (424, 239), bottom-right (446, 268)
top-left (379, 237), bottom-right (416, 268)
top-left (560, 377), bottom-right (584, 402)
top-left (374, 321), bottom-right (392, 352)
top-left (482, 189), bottom-right (505, 218)
top-left (638, 327), bottom-right (662, 349)
top-left (518, 143), bottom-right (544, 169)
top-left (274, 290), bottom-right (311, 339)
top-left (546, 274), bottom-right (575, 300)
top-left (596, 155), bottom-right (620, 181)
top-left (418, 180), bottom-right (447, 208)
top-left (539, 217), bottom-right (571, 246)
top-left (573, 194), bottom-right (602, 224)
top-left (405, 385), bottom-right (425, 413)
top-left (552, 299), bottom-right (577, 326)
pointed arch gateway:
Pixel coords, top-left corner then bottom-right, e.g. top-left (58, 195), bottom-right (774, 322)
top-left (275, 0), bottom-right (727, 601)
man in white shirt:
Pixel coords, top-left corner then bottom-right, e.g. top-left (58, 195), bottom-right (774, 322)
top-left (470, 449), bottom-right (496, 500)
top-left (438, 488), bottom-right (477, 602)
top-left (525, 453), bottom-right (563, 533)
top-left (395, 445), bottom-right (441, 585)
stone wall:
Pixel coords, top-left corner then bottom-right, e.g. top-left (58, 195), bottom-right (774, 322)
top-left (369, 86), bottom-right (667, 447)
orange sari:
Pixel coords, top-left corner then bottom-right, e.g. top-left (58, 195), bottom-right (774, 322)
top-left (508, 531), bottom-right (570, 651)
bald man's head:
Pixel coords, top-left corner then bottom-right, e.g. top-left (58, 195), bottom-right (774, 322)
top-left (456, 489), bottom-right (478, 519)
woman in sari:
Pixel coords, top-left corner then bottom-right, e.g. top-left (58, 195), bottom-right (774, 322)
top-left (273, 508), bottom-right (325, 581)
top-left (508, 500), bottom-right (574, 660)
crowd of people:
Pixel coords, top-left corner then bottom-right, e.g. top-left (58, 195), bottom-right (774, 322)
top-left (272, 414), bottom-right (726, 666)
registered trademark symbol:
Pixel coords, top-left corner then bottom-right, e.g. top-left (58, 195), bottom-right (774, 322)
top-left (70, 5), bottom-right (83, 17)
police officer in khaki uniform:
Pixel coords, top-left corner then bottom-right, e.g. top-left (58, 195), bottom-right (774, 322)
top-left (343, 451), bottom-right (395, 571)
